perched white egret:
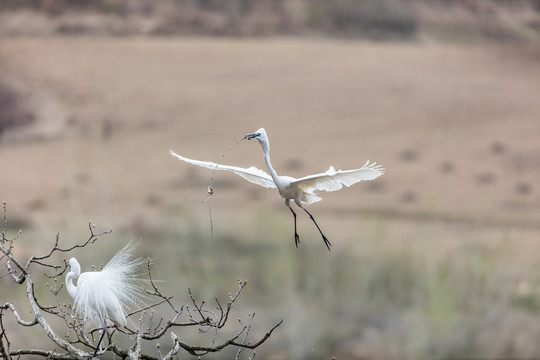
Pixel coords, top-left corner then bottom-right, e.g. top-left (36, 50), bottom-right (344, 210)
top-left (66, 241), bottom-right (148, 358)
top-left (170, 128), bottom-right (384, 250)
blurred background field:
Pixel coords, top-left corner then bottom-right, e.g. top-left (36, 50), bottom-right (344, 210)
top-left (1, 0), bottom-right (540, 359)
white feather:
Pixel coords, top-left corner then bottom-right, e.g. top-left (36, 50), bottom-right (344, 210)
top-left (292, 161), bottom-right (385, 203)
top-left (67, 241), bottom-right (148, 327)
top-left (169, 150), bottom-right (276, 189)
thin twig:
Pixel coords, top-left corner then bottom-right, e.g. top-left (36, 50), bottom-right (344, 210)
top-left (182, 136), bottom-right (245, 241)
top-left (126, 297), bottom-right (173, 319)
top-left (0, 309), bottom-right (12, 360)
top-left (2, 202), bottom-right (8, 239)
top-left (236, 312), bottom-right (256, 360)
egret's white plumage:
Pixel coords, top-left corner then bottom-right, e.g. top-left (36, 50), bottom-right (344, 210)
top-left (66, 242), bottom-right (148, 356)
top-left (170, 128), bottom-right (384, 250)
top-left (168, 154), bottom-right (276, 189)
top-left (66, 242), bottom-right (147, 327)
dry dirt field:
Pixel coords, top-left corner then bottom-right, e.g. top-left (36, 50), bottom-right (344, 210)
top-left (1, 36), bottom-right (540, 359)
top-left (1, 37), bottom-right (539, 243)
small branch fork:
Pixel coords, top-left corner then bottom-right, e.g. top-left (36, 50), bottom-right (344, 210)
top-left (0, 203), bottom-right (281, 359)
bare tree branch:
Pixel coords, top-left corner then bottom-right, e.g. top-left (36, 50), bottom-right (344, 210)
top-left (0, 203), bottom-right (281, 359)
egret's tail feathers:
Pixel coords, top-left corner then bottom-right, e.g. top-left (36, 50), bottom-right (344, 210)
top-left (102, 240), bottom-right (150, 300)
top-left (301, 191), bottom-right (322, 205)
top-left (74, 241), bottom-right (150, 328)
top-left (103, 240), bottom-right (146, 276)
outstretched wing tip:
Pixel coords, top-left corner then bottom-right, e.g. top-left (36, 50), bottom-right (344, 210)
top-left (363, 160), bottom-right (385, 174)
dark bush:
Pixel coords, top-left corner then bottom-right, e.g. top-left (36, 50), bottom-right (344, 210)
top-left (307, 0), bottom-right (417, 39)
top-left (0, 81), bottom-right (34, 137)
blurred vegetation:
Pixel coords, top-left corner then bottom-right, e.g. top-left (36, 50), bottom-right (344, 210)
top-left (1, 0), bottom-right (540, 41)
top-left (0, 79), bottom-right (34, 137)
top-left (308, 0), bottom-right (417, 39)
top-left (5, 211), bottom-right (528, 359)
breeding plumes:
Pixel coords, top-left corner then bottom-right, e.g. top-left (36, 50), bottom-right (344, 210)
top-left (170, 128), bottom-right (384, 250)
top-left (66, 241), bottom-right (148, 358)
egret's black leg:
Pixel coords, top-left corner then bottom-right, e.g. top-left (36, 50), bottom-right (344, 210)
top-left (302, 208), bottom-right (331, 251)
top-left (285, 200), bottom-right (300, 247)
top-left (289, 207), bottom-right (300, 248)
top-left (89, 327), bottom-right (107, 359)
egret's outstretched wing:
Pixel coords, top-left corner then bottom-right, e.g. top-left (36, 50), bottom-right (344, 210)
top-left (170, 150), bottom-right (276, 189)
top-left (292, 161), bottom-right (385, 203)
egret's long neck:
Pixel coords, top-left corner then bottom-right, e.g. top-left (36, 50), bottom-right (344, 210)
top-left (65, 271), bottom-right (78, 299)
top-left (261, 141), bottom-right (280, 183)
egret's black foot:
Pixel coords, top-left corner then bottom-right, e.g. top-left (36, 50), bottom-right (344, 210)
top-left (294, 233), bottom-right (300, 248)
top-left (302, 207), bottom-right (331, 251)
top-left (322, 235), bottom-right (332, 251)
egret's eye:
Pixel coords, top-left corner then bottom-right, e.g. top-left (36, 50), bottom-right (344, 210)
top-left (256, 133), bottom-right (261, 137)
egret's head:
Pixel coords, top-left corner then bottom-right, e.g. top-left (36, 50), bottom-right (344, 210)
top-left (68, 258), bottom-right (81, 276)
top-left (245, 128), bottom-right (267, 143)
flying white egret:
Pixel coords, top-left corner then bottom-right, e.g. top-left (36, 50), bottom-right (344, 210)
top-left (66, 241), bottom-right (148, 358)
top-left (170, 128), bottom-right (384, 250)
